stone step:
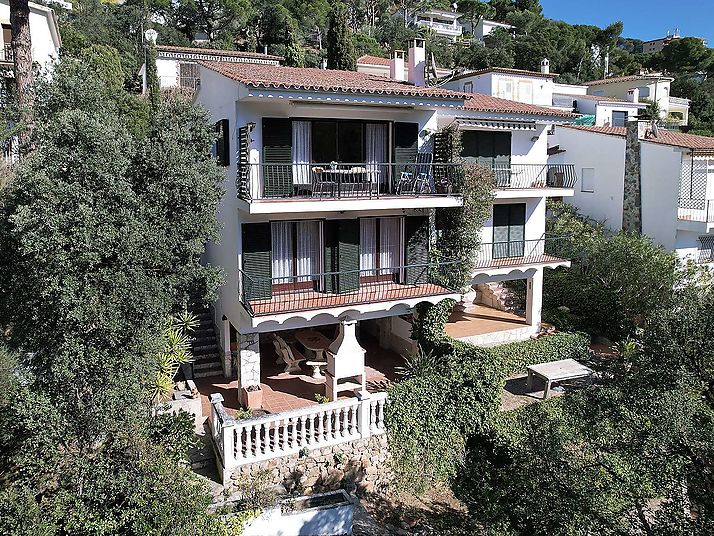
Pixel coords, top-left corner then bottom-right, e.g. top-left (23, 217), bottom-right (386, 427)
top-left (193, 359), bottom-right (222, 371)
top-left (193, 343), bottom-right (219, 353)
top-left (193, 367), bottom-right (225, 379)
top-left (189, 444), bottom-right (216, 470)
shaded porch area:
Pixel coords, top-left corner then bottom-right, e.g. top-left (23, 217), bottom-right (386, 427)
top-left (445, 304), bottom-right (528, 338)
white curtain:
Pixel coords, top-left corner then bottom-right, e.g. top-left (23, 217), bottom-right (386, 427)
top-left (379, 217), bottom-right (401, 275)
top-left (292, 121), bottom-right (312, 185)
top-left (365, 123), bottom-right (388, 189)
top-left (296, 221), bottom-right (320, 281)
top-left (271, 222), bottom-right (293, 283)
top-left (360, 218), bottom-right (377, 275)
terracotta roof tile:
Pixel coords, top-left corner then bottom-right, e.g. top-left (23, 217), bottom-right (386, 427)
top-left (198, 61), bottom-right (471, 100)
top-left (451, 67), bottom-right (557, 81)
top-left (156, 44), bottom-right (283, 61)
top-left (643, 130), bottom-right (714, 151)
top-left (463, 93), bottom-right (577, 118)
top-left (560, 125), bottom-right (627, 137)
top-left (357, 55), bottom-right (390, 66)
top-left (583, 74), bottom-right (673, 86)
top-left (572, 94), bottom-right (637, 104)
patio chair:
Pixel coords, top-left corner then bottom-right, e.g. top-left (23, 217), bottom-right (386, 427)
top-left (396, 153), bottom-right (433, 195)
top-left (273, 334), bottom-right (307, 373)
top-left (311, 166), bottom-right (337, 197)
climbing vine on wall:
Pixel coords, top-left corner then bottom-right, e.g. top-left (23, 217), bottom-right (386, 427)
top-left (432, 123), bottom-right (495, 290)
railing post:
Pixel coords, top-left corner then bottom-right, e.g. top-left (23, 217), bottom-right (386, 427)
top-left (356, 390), bottom-right (372, 439)
top-left (209, 393), bottom-right (237, 483)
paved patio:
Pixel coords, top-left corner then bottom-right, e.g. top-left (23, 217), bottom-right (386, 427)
top-left (195, 334), bottom-right (404, 419)
top-left (445, 304), bottom-right (528, 338)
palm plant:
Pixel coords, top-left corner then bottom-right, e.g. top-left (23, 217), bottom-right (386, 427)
top-left (153, 311), bottom-right (198, 402)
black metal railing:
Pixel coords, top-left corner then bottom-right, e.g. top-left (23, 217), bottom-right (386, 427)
top-left (474, 236), bottom-right (571, 269)
top-left (1, 45), bottom-right (12, 63)
top-left (238, 261), bottom-right (461, 316)
top-left (238, 162), bottom-right (464, 200)
top-left (491, 163), bottom-right (578, 189)
top-left (678, 198), bottom-right (714, 223)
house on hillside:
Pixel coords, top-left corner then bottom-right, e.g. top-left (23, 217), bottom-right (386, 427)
top-left (642, 33), bottom-right (707, 54)
top-left (552, 82), bottom-right (646, 127)
top-left (404, 8), bottom-right (464, 42)
top-left (549, 122), bottom-right (714, 266)
top-left (583, 73), bottom-right (689, 127)
top-left (469, 18), bottom-right (515, 40)
top-left (192, 39), bottom-right (579, 484)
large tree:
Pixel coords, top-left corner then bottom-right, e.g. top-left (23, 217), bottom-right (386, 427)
top-left (327, 2), bottom-right (356, 70)
top-left (10, 0), bottom-right (34, 149)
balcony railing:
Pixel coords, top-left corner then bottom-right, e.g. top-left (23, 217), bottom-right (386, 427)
top-left (474, 236), bottom-right (571, 270)
top-left (678, 199), bottom-right (714, 223)
top-left (491, 163), bottom-right (578, 189)
top-left (0, 45), bottom-right (12, 64)
top-left (238, 261), bottom-right (461, 317)
top-left (238, 162), bottom-right (464, 201)
top-left (669, 96), bottom-right (690, 107)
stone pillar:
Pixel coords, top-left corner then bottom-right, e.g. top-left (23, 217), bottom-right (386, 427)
top-left (623, 119), bottom-right (643, 233)
top-left (238, 333), bottom-right (261, 389)
top-left (525, 269), bottom-right (544, 329)
top-left (221, 318), bottom-right (232, 378)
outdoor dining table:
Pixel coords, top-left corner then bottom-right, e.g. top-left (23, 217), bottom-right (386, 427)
top-left (295, 330), bottom-right (332, 379)
top-left (526, 358), bottom-right (594, 399)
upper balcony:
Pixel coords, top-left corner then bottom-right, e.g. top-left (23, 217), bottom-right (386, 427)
top-left (490, 163), bottom-right (578, 198)
top-left (472, 235), bottom-right (572, 277)
top-left (678, 198), bottom-right (714, 232)
top-left (237, 162), bottom-right (464, 214)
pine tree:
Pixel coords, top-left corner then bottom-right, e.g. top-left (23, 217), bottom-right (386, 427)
top-left (326, 2), bottom-right (355, 71)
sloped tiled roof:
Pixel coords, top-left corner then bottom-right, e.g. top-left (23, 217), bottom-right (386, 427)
top-left (561, 125), bottom-right (627, 137)
top-left (198, 61), bottom-right (471, 100)
top-left (463, 93), bottom-right (577, 118)
top-left (643, 130), bottom-right (714, 151)
top-left (156, 45), bottom-right (283, 61)
top-left (573, 94), bottom-right (637, 104)
top-left (357, 54), bottom-right (390, 66)
top-left (583, 74), bottom-right (674, 86)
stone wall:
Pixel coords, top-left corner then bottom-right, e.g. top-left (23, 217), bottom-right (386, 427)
top-left (225, 435), bottom-right (392, 497)
top-left (623, 120), bottom-right (643, 233)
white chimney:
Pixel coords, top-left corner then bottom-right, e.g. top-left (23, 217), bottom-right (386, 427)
top-left (390, 49), bottom-right (405, 81)
top-left (540, 58), bottom-right (550, 75)
top-left (408, 38), bottom-right (426, 86)
top-left (627, 87), bottom-right (639, 103)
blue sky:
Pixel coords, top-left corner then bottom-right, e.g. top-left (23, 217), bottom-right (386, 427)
top-left (539, 0), bottom-right (714, 45)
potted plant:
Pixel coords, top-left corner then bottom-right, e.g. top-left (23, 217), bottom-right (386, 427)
top-left (241, 383), bottom-right (263, 410)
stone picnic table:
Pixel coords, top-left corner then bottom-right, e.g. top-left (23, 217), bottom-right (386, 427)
top-left (526, 358), bottom-right (594, 399)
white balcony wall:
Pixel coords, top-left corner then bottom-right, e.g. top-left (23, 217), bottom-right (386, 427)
top-left (156, 57), bottom-right (180, 89)
top-left (510, 126), bottom-right (548, 165)
top-left (479, 196), bottom-right (546, 245)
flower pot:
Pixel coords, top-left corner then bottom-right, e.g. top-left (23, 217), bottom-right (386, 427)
top-left (241, 384), bottom-right (263, 410)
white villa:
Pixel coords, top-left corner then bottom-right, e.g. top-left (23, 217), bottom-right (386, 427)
top-left (552, 83), bottom-right (646, 127)
top-left (406, 8), bottom-right (464, 41)
top-left (549, 123), bottom-right (714, 267)
top-left (0, 0), bottom-right (61, 71)
top-left (191, 40), bottom-right (579, 483)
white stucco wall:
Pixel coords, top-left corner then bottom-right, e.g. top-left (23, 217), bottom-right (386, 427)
top-left (444, 72), bottom-right (554, 106)
top-left (510, 126), bottom-right (548, 165)
top-left (156, 57), bottom-right (179, 88)
top-left (588, 79), bottom-right (672, 118)
top-left (549, 127), bottom-right (626, 230)
top-left (640, 141), bottom-right (684, 250)
top-left (0, 0), bottom-right (60, 71)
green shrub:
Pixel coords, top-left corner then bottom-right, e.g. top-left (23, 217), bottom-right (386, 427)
top-left (487, 332), bottom-right (591, 376)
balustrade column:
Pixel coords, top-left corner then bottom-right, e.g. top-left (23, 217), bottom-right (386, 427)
top-left (525, 269), bottom-right (544, 329)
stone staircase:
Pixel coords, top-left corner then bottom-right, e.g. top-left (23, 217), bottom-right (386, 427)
top-left (477, 282), bottom-right (526, 316)
top-left (190, 306), bottom-right (224, 379)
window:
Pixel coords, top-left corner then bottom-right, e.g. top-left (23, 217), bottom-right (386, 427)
top-left (518, 81), bottom-right (533, 104)
top-left (311, 121), bottom-right (364, 163)
top-left (179, 62), bottom-right (199, 90)
top-left (699, 235), bottom-right (714, 263)
top-left (611, 111), bottom-right (628, 127)
top-left (492, 204), bottom-right (526, 258)
top-left (637, 86), bottom-right (650, 98)
top-left (359, 217), bottom-right (402, 278)
top-left (271, 220), bottom-right (322, 288)
top-left (662, 86), bottom-right (669, 98)
top-left (581, 167), bottom-right (595, 193)
top-left (463, 81), bottom-right (473, 92)
top-left (497, 79), bottom-right (514, 100)
top-left (214, 119), bottom-right (230, 167)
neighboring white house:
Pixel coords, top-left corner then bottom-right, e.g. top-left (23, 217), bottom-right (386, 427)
top-left (642, 33), bottom-right (707, 54)
top-left (442, 63), bottom-right (556, 107)
top-left (142, 44), bottom-right (282, 92)
top-left (583, 73), bottom-right (689, 126)
top-left (552, 82), bottom-right (646, 127)
top-left (0, 0), bottom-right (61, 71)
top-left (470, 18), bottom-right (515, 40)
top-left (549, 123), bottom-right (714, 266)
top-left (194, 39), bottom-right (579, 483)
top-left (407, 8), bottom-right (464, 41)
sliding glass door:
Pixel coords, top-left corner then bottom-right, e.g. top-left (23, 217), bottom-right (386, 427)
top-left (492, 204), bottom-right (525, 259)
top-left (271, 220), bottom-right (322, 291)
top-left (359, 217), bottom-right (402, 282)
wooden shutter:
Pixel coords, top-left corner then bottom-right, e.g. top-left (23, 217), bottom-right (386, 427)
top-left (404, 215), bottom-right (429, 284)
top-left (323, 219), bottom-right (360, 293)
top-left (262, 118), bottom-right (293, 198)
top-left (393, 122), bottom-right (418, 189)
top-left (237, 125), bottom-right (251, 199)
top-left (241, 223), bottom-right (272, 300)
top-left (215, 119), bottom-right (230, 167)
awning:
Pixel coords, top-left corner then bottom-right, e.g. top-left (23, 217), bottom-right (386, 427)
top-left (455, 118), bottom-right (537, 131)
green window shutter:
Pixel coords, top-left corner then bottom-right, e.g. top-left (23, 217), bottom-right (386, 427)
top-left (237, 125), bottom-right (251, 199)
top-left (404, 215), bottom-right (429, 284)
top-left (493, 132), bottom-right (512, 167)
top-left (492, 204), bottom-right (525, 258)
top-left (394, 122), bottom-right (418, 187)
top-left (323, 219), bottom-right (360, 294)
top-left (241, 223), bottom-right (272, 300)
top-left (262, 118), bottom-right (293, 198)
top-left (215, 119), bottom-right (230, 167)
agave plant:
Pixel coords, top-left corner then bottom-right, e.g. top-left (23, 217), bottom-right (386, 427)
top-left (152, 312), bottom-right (198, 402)
top-left (395, 345), bottom-right (440, 380)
